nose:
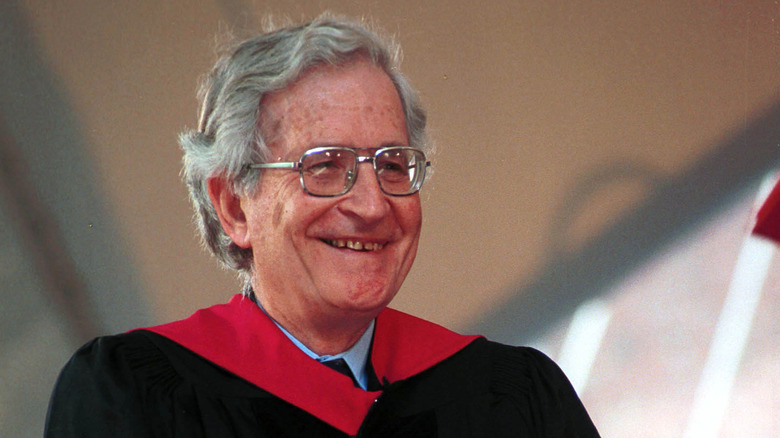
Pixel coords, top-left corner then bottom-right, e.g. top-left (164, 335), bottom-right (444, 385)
top-left (337, 162), bottom-right (391, 223)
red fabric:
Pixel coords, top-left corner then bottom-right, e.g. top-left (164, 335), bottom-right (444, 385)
top-left (139, 295), bottom-right (479, 435)
top-left (754, 179), bottom-right (780, 243)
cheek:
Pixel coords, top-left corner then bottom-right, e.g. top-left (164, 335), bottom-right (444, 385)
top-left (273, 191), bottom-right (339, 245)
top-left (271, 198), bottom-right (286, 229)
top-left (253, 175), bottom-right (301, 230)
top-left (398, 197), bottom-right (423, 233)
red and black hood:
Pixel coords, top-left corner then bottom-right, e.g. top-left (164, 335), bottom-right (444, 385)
top-left (140, 294), bottom-right (480, 435)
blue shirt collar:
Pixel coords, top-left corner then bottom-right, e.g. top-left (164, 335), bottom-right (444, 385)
top-left (304, 320), bottom-right (374, 390)
top-left (254, 301), bottom-right (374, 390)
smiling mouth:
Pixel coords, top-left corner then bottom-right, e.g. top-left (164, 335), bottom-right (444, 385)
top-left (322, 239), bottom-right (385, 251)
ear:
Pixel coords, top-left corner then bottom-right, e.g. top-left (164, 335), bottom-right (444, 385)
top-left (207, 177), bottom-right (251, 249)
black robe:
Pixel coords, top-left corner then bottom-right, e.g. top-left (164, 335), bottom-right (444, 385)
top-left (45, 295), bottom-right (599, 437)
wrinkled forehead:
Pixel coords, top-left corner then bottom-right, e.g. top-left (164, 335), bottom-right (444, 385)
top-left (257, 59), bottom-right (408, 160)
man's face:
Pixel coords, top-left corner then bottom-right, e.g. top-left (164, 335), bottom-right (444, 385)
top-left (243, 59), bottom-right (422, 325)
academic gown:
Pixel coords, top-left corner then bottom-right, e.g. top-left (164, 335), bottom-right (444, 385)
top-left (45, 294), bottom-right (600, 437)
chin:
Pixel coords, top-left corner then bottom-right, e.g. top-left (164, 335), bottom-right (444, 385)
top-left (337, 284), bottom-right (398, 313)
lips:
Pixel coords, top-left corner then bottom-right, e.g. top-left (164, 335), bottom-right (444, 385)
top-left (322, 239), bottom-right (385, 251)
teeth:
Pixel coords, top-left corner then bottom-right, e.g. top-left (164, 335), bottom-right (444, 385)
top-left (326, 239), bottom-right (383, 251)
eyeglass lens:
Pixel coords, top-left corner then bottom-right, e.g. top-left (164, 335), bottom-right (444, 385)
top-left (300, 148), bottom-right (425, 196)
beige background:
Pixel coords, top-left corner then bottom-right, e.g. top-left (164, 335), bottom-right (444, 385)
top-left (1, 1), bottom-right (778, 436)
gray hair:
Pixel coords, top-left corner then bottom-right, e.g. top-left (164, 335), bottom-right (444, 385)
top-left (179, 14), bottom-right (429, 281)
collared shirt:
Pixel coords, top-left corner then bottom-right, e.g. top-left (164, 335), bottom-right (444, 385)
top-left (255, 299), bottom-right (374, 390)
top-left (277, 319), bottom-right (375, 390)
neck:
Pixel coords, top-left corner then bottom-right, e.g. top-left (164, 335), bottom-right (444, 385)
top-left (252, 290), bottom-right (377, 356)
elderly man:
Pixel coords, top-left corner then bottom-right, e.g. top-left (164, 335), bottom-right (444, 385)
top-left (46, 16), bottom-right (599, 437)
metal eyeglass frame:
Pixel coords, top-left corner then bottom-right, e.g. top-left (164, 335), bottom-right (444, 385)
top-left (245, 146), bottom-right (431, 197)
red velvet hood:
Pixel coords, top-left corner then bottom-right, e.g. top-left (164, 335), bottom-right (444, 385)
top-left (140, 295), bottom-right (479, 435)
top-left (754, 177), bottom-right (780, 243)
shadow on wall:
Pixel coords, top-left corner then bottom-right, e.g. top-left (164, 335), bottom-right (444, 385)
top-left (0, 0), bottom-right (149, 342)
top-left (469, 97), bottom-right (780, 345)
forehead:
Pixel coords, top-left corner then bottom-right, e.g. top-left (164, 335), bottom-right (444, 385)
top-left (258, 59), bottom-right (408, 158)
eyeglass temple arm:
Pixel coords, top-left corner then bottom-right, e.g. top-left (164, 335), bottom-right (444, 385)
top-left (246, 162), bottom-right (300, 169)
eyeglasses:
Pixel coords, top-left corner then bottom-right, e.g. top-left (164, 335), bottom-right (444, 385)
top-left (246, 146), bottom-right (430, 197)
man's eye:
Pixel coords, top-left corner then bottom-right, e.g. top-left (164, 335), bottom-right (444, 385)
top-left (379, 161), bottom-right (406, 172)
top-left (307, 161), bottom-right (334, 173)
top-left (309, 160), bottom-right (335, 169)
top-left (305, 158), bottom-right (350, 178)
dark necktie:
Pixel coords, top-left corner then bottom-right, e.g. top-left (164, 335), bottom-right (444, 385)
top-left (321, 358), bottom-right (360, 388)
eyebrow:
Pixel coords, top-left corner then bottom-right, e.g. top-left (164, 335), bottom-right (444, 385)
top-left (277, 142), bottom-right (413, 162)
top-left (310, 142), bottom-right (409, 151)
